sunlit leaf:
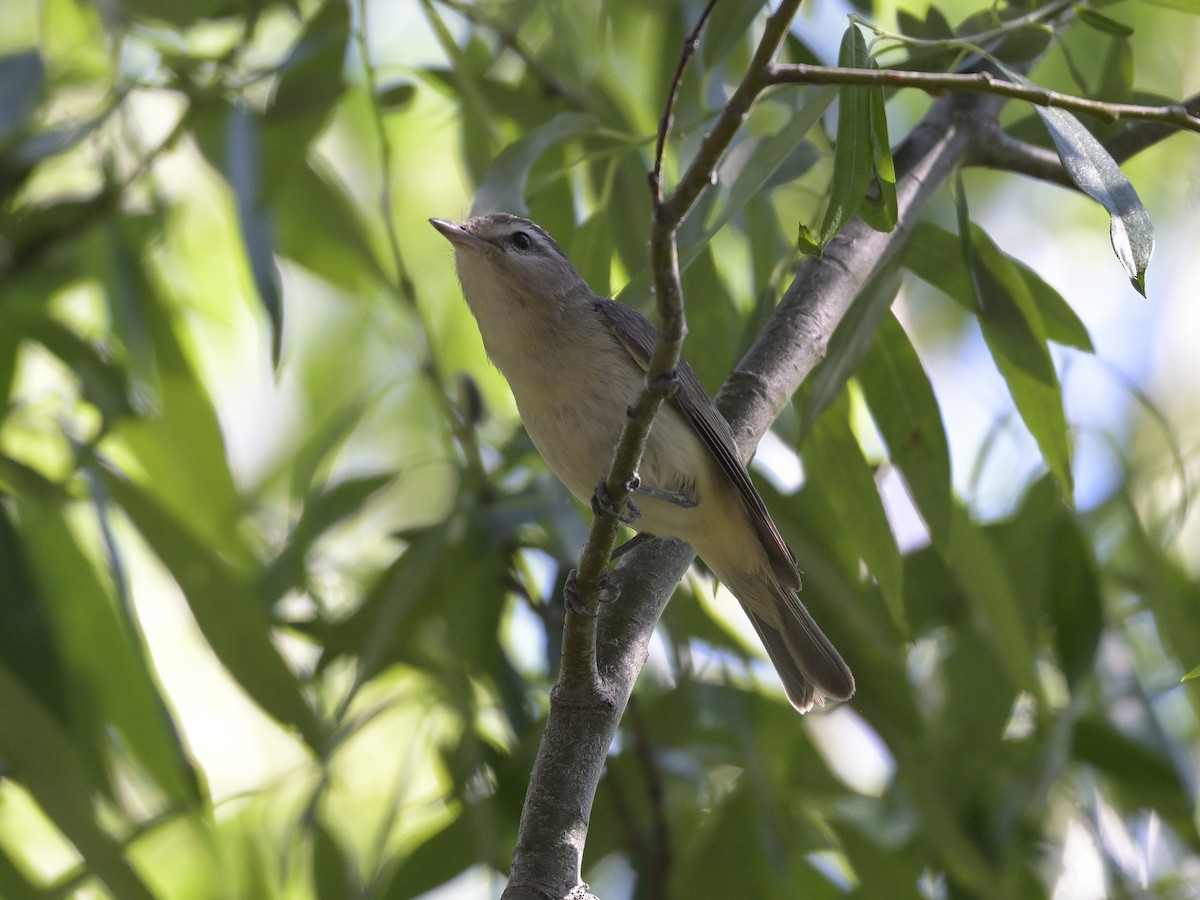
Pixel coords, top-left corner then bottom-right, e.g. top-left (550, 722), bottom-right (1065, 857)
top-left (0, 660), bottom-right (156, 900)
top-left (20, 498), bottom-right (203, 806)
top-left (906, 221), bottom-right (1094, 351)
top-left (101, 469), bottom-right (324, 751)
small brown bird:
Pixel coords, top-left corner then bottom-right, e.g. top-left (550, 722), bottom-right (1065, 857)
top-left (431, 213), bottom-right (853, 711)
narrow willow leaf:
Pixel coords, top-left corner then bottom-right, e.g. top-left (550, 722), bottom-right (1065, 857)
top-left (472, 112), bottom-right (597, 216)
top-left (858, 313), bottom-right (953, 547)
top-left (102, 469), bottom-right (324, 751)
top-left (801, 392), bottom-right (904, 628)
top-left (713, 87), bottom-right (834, 241)
top-left (859, 78), bottom-right (897, 233)
top-left (1036, 105), bottom-right (1154, 293)
top-left (1076, 8), bottom-right (1135, 37)
top-left (811, 25), bottom-right (875, 249)
top-left (799, 262), bottom-right (902, 437)
top-left (906, 221), bottom-right (1093, 351)
top-left (0, 661), bottom-right (157, 900)
top-left (995, 63), bottom-right (1154, 293)
top-left (961, 214), bottom-right (1075, 501)
top-left (20, 500), bottom-right (202, 806)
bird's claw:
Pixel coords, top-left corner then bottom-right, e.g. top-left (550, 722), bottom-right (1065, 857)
top-left (563, 568), bottom-right (620, 617)
top-left (591, 478), bottom-right (641, 524)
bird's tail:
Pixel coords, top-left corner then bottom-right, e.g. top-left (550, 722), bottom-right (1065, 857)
top-left (720, 571), bottom-right (855, 713)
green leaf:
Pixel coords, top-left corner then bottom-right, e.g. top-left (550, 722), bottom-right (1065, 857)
top-left (1074, 718), bottom-right (1192, 819)
top-left (1183, 664), bottom-right (1200, 683)
top-left (1097, 37), bottom-right (1134, 105)
top-left (375, 82), bottom-right (416, 111)
top-left (112, 283), bottom-right (249, 568)
top-left (0, 503), bottom-right (67, 722)
top-left (799, 261), bottom-right (902, 437)
top-left (800, 391), bottom-right (904, 626)
top-left (0, 659), bottom-right (156, 900)
top-left (859, 75), bottom-right (897, 233)
top-left (961, 215), bottom-right (1075, 501)
top-left (905, 221), bottom-right (1094, 351)
top-left (946, 506), bottom-right (1039, 692)
top-left (270, 0), bottom-right (348, 116)
top-left (19, 498), bottom-right (203, 806)
top-left (19, 315), bottom-right (136, 427)
top-left (993, 64), bottom-right (1155, 293)
top-left (262, 473), bottom-right (393, 606)
top-left (471, 111), bottom-right (598, 215)
top-left (702, 0), bottom-right (763, 66)
top-left (273, 159), bottom-right (387, 292)
top-left (857, 313), bottom-right (953, 547)
top-left (712, 88), bottom-right (833, 242)
top-left (1076, 8), bottom-right (1135, 37)
top-left (809, 26), bottom-right (876, 249)
top-left (101, 468), bottom-right (325, 751)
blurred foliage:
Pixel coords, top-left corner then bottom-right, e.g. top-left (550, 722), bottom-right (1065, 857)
top-left (0, 0), bottom-right (1198, 898)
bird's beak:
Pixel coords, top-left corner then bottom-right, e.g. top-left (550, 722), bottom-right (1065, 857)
top-left (429, 217), bottom-right (486, 250)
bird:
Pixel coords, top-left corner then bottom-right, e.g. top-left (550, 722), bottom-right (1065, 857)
top-left (430, 212), bottom-right (853, 712)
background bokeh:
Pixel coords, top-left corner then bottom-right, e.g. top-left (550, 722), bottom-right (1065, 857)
top-left (1, 0), bottom-right (1198, 897)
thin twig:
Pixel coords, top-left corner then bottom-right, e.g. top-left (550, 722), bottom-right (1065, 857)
top-left (767, 63), bottom-right (1200, 134)
top-left (650, 0), bottom-right (720, 202)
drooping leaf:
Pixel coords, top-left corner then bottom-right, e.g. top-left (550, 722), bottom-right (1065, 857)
top-left (19, 498), bottom-right (203, 806)
top-left (858, 313), bottom-right (953, 547)
top-left (101, 469), bottom-right (324, 752)
top-left (994, 63), bottom-right (1154, 293)
top-left (0, 660), bottom-right (156, 900)
top-left (859, 74), bottom-right (897, 233)
top-left (962, 217), bottom-right (1075, 502)
top-left (471, 112), bottom-right (598, 216)
top-left (800, 391), bottom-right (904, 626)
top-left (905, 221), bottom-right (1094, 351)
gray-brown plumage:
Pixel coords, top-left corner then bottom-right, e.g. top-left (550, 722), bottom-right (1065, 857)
top-left (430, 213), bottom-right (853, 711)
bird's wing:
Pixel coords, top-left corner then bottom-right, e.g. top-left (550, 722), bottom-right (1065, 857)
top-left (591, 298), bottom-right (801, 590)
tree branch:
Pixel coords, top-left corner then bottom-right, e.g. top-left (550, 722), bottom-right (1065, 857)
top-left (767, 63), bottom-right (1200, 135)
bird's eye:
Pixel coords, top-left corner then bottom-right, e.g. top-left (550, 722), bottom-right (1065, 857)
top-left (510, 231), bottom-right (533, 252)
